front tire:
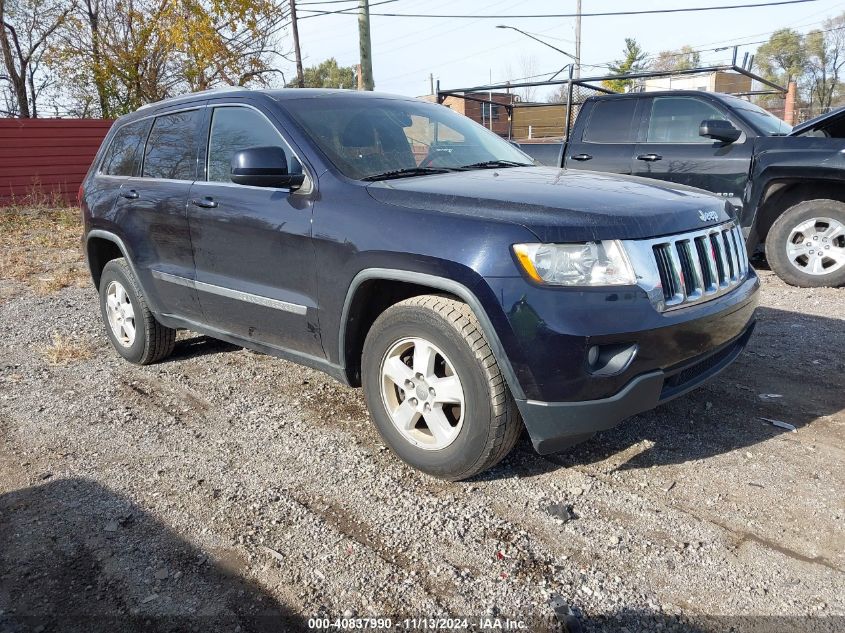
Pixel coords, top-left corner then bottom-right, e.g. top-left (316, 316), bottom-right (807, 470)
top-left (99, 258), bottom-right (176, 364)
top-left (765, 200), bottom-right (845, 287)
top-left (362, 295), bottom-right (522, 481)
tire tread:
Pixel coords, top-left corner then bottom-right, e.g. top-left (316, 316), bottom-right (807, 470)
top-left (393, 294), bottom-right (522, 480)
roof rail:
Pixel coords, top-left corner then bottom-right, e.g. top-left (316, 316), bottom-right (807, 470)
top-left (136, 85), bottom-right (248, 111)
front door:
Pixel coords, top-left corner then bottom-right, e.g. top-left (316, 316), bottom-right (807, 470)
top-left (187, 104), bottom-right (322, 357)
top-left (632, 96), bottom-right (753, 210)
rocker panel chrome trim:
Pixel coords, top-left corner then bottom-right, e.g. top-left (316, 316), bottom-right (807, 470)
top-left (151, 270), bottom-right (307, 315)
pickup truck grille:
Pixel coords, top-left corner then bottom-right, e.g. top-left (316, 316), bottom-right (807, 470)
top-left (650, 222), bottom-right (748, 309)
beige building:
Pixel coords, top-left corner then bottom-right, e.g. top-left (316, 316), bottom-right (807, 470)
top-left (641, 71), bottom-right (752, 94)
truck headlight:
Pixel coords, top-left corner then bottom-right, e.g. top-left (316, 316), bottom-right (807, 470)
top-left (513, 240), bottom-right (636, 286)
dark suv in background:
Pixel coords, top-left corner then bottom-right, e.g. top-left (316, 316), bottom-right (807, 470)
top-left (81, 88), bottom-right (758, 480)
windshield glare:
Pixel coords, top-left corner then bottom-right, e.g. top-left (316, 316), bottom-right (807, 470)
top-left (734, 102), bottom-right (792, 136)
top-left (281, 97), bottom-right (533, 180)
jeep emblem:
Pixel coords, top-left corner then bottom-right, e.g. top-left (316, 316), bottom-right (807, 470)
top-left (699, 210), bottom-right (719, 222)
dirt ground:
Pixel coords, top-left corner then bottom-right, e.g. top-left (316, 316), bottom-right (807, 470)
top-left (0, 208), bottom-right (843, 632)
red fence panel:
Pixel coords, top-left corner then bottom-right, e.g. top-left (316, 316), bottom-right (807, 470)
top-left (0, 118), bottom-right (113, 206)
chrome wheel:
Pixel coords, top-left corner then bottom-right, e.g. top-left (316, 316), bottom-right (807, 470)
top-left (105, 280), bottom-right (136, 347)
top-left (786, 216), bottom-right (845, 276)
top-left (379, 337), bottom-right (465, 451)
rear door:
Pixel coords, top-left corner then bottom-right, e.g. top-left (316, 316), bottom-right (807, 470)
top-left (86, 119), bottom-right (150, 220)
top-left (564, 98), bottom-right (641, 174)
top-left (632, 95), bottom-right (753, 208)
top-left (113, 107), bottom-right (205, 320)
top-left (186, 103), bottom-right (322, 357)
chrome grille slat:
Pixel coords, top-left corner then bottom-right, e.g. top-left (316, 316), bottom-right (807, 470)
top-left (723, 229), bottom-right (739, 281)
top-left (625, 221), bottom-right (750, 312)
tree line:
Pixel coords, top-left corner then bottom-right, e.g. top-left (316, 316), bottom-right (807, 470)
top-left (0, 0), bottom-right (292, 118)
top-left (590, 13), bottom-right (845, 117)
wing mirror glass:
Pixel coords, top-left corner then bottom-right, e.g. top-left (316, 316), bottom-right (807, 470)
top-left (699, 119), bottom-right (742, 144)
top-left (230, 146), bottom-right (305, 189)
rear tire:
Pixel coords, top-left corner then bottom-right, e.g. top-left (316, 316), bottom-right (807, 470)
top-left (99, 258), bottom-right (176, 364)
top-left (362, 295), bottom-right (522, 480)
top-left (765, 200), bottom-right (845, 287)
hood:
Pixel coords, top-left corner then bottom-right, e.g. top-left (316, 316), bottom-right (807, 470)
top-left (366, 167), bottom-right (732, 242)
top-left (789, 106), bottom-right (845, 137)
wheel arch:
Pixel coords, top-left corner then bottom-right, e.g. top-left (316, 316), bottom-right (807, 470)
top-left (85, 230), bottom-right (139, 290)
top-left (753, 179), bottom-right (845, 245)
top-left (339, 269), bottom-right (526, 400)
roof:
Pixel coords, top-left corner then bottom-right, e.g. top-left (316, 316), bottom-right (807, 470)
top-left (138, 87), bottom-right (418, 111)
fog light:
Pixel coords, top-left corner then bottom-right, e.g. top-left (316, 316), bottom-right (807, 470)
top-left (586, 343), bottom-right (638, 376)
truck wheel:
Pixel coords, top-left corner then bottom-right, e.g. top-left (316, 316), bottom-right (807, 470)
top-left (99, 258), bottom-right (176, 364)
top-left (765, 200), bottom-right (845, 287)
top-left (361, 295), bottom-right (522, 480)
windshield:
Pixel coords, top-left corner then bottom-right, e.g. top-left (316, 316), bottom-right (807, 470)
top-left (733, 102), bottom-right (792, 136)
top-left (281, 96), bottom-right (534, 180)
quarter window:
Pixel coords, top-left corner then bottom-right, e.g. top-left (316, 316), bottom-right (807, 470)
top-left (206, 107), bottom-right (300, 183)
top-left (583, 99), bottom-right (638, 143)
top-left (646, 97), bottom-right (729, 143)
top-left (101, 119), bottom-right (151, 176)
top-left (142, 110), bottom-right (201, 180)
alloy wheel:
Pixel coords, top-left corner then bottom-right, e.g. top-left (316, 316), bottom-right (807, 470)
top-left (379, 337), bottom-right (465, 450)
top-left (105, 280), bottom-right (136, 347)
top-left (785, 216), bottom-right (845, 276)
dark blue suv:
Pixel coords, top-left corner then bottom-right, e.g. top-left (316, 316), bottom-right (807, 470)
top-left (81, 88), bottom-right (759, 480)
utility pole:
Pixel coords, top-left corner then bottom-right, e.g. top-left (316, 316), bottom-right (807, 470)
top-left (289, 0), bottom-right (305, 87)
top-left (358, 0), bottom-right (374, 90)
top-left (429, 73), bottom-right (434, 96)
top-left (574, 0), bottom-right (582, 79)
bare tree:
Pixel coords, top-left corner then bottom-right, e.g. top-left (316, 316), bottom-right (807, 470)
top-left (0, 0), bottom-right (75, 117)
top-left (804, 15), bottom-right (845, 114)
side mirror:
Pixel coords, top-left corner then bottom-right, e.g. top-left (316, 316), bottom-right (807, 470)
top-left (230, 146), bottom-right (305, 189)
top-left (699, 119), bottom-right (742, 144)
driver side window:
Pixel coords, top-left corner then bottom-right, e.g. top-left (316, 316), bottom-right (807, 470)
top-left (646, 97), bottom-right (729, 143)
top-left (207, 106), bottom-right (301, 183)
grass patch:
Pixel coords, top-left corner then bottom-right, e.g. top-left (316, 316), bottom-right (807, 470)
top-left (38, 333), bottom-right (94, 366)
top-left (0, 206), bottom-right (87, 293)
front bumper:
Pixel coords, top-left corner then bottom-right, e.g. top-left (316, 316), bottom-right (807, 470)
top-left (516, 320), bottom-right (755, 455)
top-left (486, 264), bottom-right (759, 454)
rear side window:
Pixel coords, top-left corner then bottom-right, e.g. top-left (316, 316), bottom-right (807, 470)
top-left (101, 119), bottom-right (151, 176)
top-left (583, 99), bottom-right (638, 143)
top-left (206, 106), bottom-right (301, 183)
top-left (143, 110), bottom-right (201, 180)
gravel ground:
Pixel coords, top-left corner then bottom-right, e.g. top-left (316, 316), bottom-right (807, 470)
top-left (0, 243), bottom-right (843, 632)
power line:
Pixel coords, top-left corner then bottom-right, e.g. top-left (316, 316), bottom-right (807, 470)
top-left (299, 0), bottom-right (398, 18)
top-left (303, 0), bottom-right (821, 19)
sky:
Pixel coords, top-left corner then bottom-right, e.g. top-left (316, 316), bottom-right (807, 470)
top-left (291, 0), bottom-right (845, 99)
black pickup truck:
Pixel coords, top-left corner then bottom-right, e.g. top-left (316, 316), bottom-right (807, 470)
top-left (521, 91), bottom-right (845, 287)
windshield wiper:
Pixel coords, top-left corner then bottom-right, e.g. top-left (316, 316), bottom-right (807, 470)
top-left (361, 167), bottom-right (454, 181)
top-left (459, 159), bottom-right (534, 169)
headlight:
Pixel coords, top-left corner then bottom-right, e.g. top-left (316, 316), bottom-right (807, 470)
top-left (513, 240), bottom-right (636, 286)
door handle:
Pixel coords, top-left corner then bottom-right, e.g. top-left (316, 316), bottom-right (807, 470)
top-left (571, 153), bottom-right (592, 161)
top-left (191, 197), bottom-right (218, 209)
top-left (636, 153), bottom-right (663, 162)
top-left (120, 189), bottom-right (139, 200)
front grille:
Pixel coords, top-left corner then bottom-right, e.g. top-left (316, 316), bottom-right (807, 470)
top-left (650, 222), bottom-right (748, 309)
